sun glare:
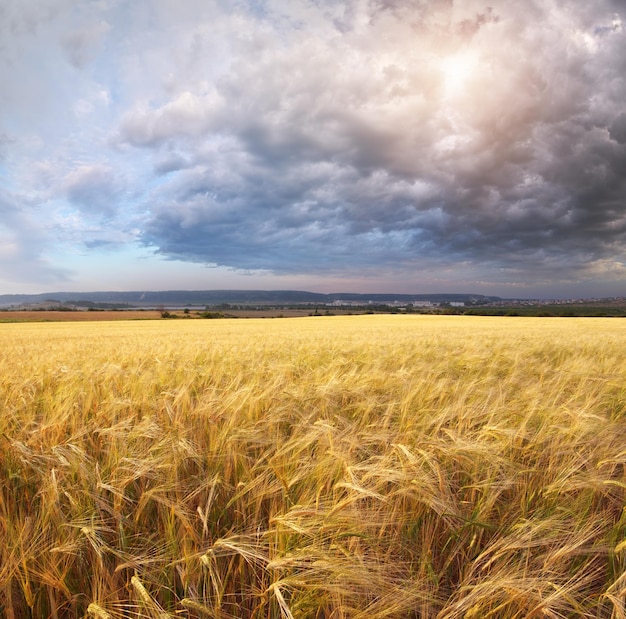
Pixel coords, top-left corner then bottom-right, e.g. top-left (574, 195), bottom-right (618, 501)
top-left (441, 52), bottom-right (477, 96)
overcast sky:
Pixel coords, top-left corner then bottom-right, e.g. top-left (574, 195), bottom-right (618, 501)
top-left (1, 0), bottom-right (625, 298)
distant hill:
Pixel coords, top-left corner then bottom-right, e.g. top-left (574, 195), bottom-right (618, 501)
top-left (0, 290), bottom-right (501, 308)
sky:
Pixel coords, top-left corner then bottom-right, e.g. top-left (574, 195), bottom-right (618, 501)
top-left (1, 0), bottom-right (625, 299)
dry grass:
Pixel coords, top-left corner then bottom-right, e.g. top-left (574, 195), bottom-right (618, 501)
top-left (1, 315), bottom-right (625, 618)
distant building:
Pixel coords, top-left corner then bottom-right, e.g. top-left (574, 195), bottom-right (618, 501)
top-left (330, 300), bottom-right (363, 307)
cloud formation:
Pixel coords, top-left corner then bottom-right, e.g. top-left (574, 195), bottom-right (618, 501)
top-left (0, 189), bottom-right (71, 285)
top-left (1, 0), bottom-right (625, 296)
top-left (62, 164), bottom-right (122, 218)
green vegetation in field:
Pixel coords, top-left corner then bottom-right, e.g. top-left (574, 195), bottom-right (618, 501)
top-left (1, 316), bottom-right (625, 618)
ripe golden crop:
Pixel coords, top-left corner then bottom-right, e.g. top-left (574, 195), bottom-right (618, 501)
top-left (1, 316), bottom-right (625, 618)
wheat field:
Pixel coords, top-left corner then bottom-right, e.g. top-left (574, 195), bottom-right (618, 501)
top-left (1, 315), bottom-right (625, 618)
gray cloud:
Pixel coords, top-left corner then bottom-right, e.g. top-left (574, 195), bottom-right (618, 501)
top-left (609, 113), bottom-right (626, 145)
top-left (121, 1), bottom-right (626, 286)
top-left (62, 164), bottom-right (123, 218)
top-left (61, 19), bottom-right (110, 68)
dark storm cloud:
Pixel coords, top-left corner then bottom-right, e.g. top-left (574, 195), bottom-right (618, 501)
top-left (120, 1), bottom-right (626, 283)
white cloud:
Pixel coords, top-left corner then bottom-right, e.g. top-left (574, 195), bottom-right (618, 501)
top-left (119, 91), bottom-right (224, 146)
top-left (0, 189), bottom-right (73, 285)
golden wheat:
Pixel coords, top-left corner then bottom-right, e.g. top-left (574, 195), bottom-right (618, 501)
top-left (1, 315), bottom-right (625, 618)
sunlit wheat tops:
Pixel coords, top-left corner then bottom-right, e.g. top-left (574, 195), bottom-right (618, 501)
top-left (1, 315), bottom-right (625, 618)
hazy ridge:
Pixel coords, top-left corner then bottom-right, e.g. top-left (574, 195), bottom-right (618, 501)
top-left (0, 290), bottom-right (501, 307)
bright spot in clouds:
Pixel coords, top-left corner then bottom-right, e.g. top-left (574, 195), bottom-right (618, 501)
top-left (441, 51), bottom-right (478, 97)
top-left (0, 0), bottom-right (625, 298)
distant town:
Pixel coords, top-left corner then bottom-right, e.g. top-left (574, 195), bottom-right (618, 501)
top-left (1, 290), bottom-right (626, 318)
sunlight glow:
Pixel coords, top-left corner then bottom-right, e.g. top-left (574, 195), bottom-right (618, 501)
top-left (441, 52), bottom-right (477, 97)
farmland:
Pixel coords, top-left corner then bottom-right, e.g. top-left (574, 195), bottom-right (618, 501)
top-left (0, 310), bottom-right (165, 323)
top-left (1, 315), bottom-right (625, 618)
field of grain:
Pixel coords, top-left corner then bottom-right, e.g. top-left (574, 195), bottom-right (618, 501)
top-left (1, 315), bottom-right (625, 618)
